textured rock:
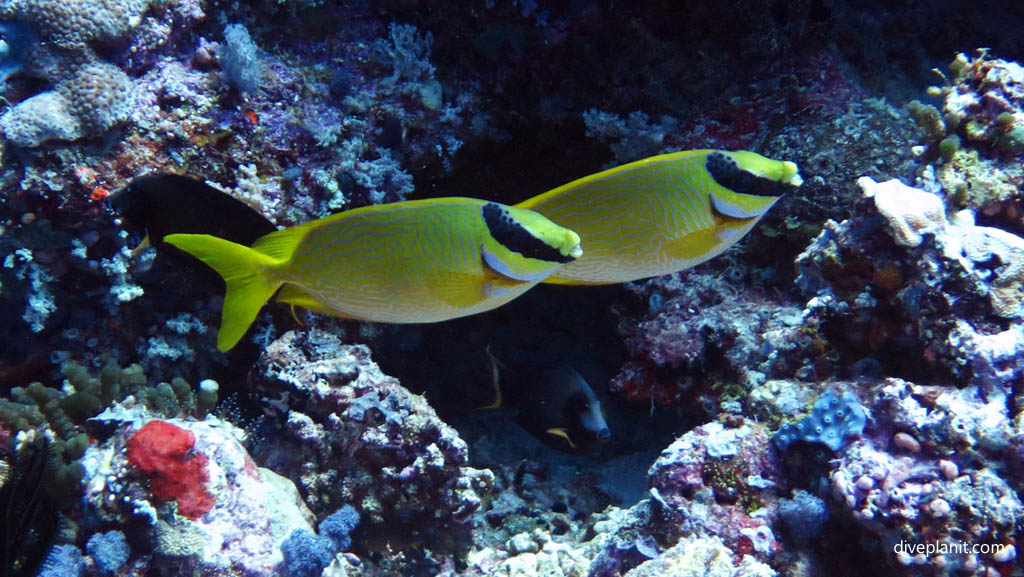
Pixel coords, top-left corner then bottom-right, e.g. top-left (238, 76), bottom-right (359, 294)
top-left (251, 328), bottom-right (493, 538)
top-left (624, 534), bottom-right (775, 577)
top-left (796, 177), bottom-right (1024, 388)
top-left (647, 420), bottom-right (783, 565)
top-left (81, 416), bottom-right (315, 576)
top-left (0, 91), bottom-right (81, 146)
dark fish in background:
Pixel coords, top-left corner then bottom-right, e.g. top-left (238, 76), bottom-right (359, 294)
top-left (108, 173), bottom-right (278, 256)
top-left (484, 346), bottom-right (611, 455)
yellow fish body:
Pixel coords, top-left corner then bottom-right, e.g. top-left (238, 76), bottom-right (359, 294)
top-left (165, 198), bottom-right (582, 351)
top-left (516, 150), bottom-right (802, 285)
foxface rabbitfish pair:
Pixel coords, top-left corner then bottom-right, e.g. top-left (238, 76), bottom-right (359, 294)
top-left (120, 150), bottom-right (802, 351)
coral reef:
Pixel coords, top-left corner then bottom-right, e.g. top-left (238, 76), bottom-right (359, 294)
top-left (2, 2), bottom-right (1024, 577)
top-left (796, 177), bottom-right (1024, 388)
top-left (824, 374), bottom-right (1022, 574)
top-left (250, 328), bottom-right (493, 541)
top-left (908, 51), bottom-right (1024, 236)
top-left (0, 358), bottom-right (221, 512)
top-left (647, 420), bottom-right (784, 566)
top-left (81, 414), bottom-right (320, 576)
top-left (609, 269), bottom-right (810, 408)
top-left (0, 0), bottom-right (147, 145)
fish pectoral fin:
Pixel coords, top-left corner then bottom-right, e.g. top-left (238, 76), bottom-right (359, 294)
top-left (545, 427), bottom-right (577, 450)
top-left (482, 280), bottom-right (519, 299)
top-left (276, 284), bottom-right (341, 317)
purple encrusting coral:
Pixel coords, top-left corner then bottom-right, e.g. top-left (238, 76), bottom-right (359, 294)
top-left (2, 1), bottom-right (1024, 577)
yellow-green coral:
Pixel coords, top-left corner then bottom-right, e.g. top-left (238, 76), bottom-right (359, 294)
top-left (908, 100), bottom-right (946, 141)
top-left (0, 358), bottom-right (220, 504)
top-left (935, 149), bottom-right (1023, 224)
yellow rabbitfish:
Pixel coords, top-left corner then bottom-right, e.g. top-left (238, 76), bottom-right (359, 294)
top-left (165, 198), bottom-right (582, 351)
top-left (516, 150), bottom-right (803, 285)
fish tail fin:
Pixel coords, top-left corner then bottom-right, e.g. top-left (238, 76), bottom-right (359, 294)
top-left (164, 233), bottom-right (285, 352)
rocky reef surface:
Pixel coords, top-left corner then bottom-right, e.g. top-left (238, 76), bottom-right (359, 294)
top-left (2, 1), bottom-right (1024, 577)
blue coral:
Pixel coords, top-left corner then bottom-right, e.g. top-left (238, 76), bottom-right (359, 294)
top-left (318, 505), bottom-right (360, 552)
top-left (86, 530), bottom-right (131, 574)
top-left (774, 389), bottom-right (867, 451)
top-left (37, 545), bottom-right (86, 577)
top-left (280, 529), bottom-right (335, 577)
top-left (778, 490), bottom-right (829, 540)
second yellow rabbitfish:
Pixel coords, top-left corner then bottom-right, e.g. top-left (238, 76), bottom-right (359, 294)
top-left (165, 198), bottom-right (582, 351)
top-left (516, 150), bottom-right (803, 285)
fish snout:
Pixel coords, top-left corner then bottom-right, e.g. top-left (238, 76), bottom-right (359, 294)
top-left (562, 230), bottom-right (583, 259)
top-left (596, 427), bottom-right (611, 442)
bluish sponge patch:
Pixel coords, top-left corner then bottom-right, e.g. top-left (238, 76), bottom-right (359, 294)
top-left (280, 529), bottom-right (335, 577)
top-left (222, 23), bottom-right (263, 93)
top-left (318, 505), bottom-right (360, 552)
top-left (86, 530), bottom-right (131, 574)
top-left (773, 389), bottom-right (866, 451)
top-left (778, 490), bottom-right (830, 540)
top-left (37, 545), bottom-right (86, 577)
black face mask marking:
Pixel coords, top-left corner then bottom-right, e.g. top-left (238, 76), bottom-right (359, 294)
top-left (706, 152), bottom-right (797, 198)
top-left (482, 202), bottom-right (574, 264)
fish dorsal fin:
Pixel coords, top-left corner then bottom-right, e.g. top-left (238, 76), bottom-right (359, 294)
top-left (516, 150), bottom-right (709, 210)
top-left (251, 225), bottom-right (308, 262)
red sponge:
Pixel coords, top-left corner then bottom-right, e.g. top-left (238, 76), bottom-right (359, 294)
top-left (127, 420), bottom-right (215, 520)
